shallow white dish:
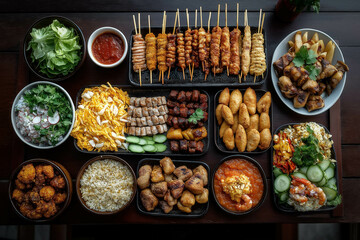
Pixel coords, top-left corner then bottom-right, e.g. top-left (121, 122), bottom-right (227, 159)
top-left (87, 26), bottom-right (128, 68)
top-left (11, 81), bottom-right (75, 149)
top-left (271, 28), bottom-right (347, 116)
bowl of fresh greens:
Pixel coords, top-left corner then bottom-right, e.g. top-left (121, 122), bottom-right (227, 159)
top-left (11, 81), bottom-right (75, 149)
top-left (24, 16), bottom-right (86, 81)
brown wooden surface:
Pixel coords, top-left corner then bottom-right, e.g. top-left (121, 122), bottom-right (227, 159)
top-left (1, 0), bottom-right (360, 225)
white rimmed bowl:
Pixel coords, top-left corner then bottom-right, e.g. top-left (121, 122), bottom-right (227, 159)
top-left (87, 26), bottom-right (128, 68)
top-left (271, 28), bottom-right (347, 116)
top-left (11, 81), bottom-right (75, 149)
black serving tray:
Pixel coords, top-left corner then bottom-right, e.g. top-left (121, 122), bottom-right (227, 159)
top-left (271, 123), bottom-right (339, 213)
top-left (136, 158), bottom-right (210, 217)
top-left (128, 26), bottom-right (268, 87)
top-left (73, 85), bottom-right (210, 157)
top-left (214, 88), bottom-right (272, 154)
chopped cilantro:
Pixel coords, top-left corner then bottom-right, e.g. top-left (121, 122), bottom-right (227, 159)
top-left (293, 45), bottom-right (320, 80)
top-left (188, 108), bottom-right (204, 124)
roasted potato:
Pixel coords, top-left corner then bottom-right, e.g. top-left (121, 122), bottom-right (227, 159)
top-left (219, 121), bottom-right (230, 138)
top-left (246, 129), bottom-right (260, 152)
top-left (229, 89), bottom-right (242, 114)
top-left (325, 41), bottom-right (335, 63)
top-left (256, 91), bottom-right (271, 114)
top-left (223, 128), bottom-right (235, 150)
top-left (219, 87), bottom-right (230, 105)
top-left (311, 32), bottom-right (319, 42)
top-left (216, 104), bottom-right (224, 125)
top-left (221, 105), bottom-right (234, 125)
top-left (243, 87), bottom-right (257, 115)
top-left (238, 103), bottom-right (250, 129)
top-left (302, 31), bottom-right (308, 43)
top-left (259, 128), bottom-right (272, 150)
top-left (235, 124), bottom-right (247, 152)
top-left (259, 112), bottom-right (271, 132)
top-left (167, 127), bottom-right (184, 140)
top-left (294, 31), bottom-right (303, 53)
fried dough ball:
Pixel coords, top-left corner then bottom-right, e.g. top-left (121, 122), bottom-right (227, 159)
top-left (12, 189), bottom-right (24, 203)
top-left (29, 191), bottom-right (41, 204)
top-left (17, 164), bottom-right (36, 184)
top-left (40, 186), bottom-right (55, 201)
top-left (53, 192), bottom-right (67, 204)
top-left (15, 179), bottom-right (26, 190)
top-left (35, 200), bottom-right (58, 218)
top-left (42, 165), bottom-right (55, 179)
top-left (20, 202), bottom-right (42, 219)
top-left (50, 175), bottom-right (66, 189)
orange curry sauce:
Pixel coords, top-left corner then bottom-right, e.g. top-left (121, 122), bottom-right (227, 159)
top-left (214, 158), bottom-right (264, 212)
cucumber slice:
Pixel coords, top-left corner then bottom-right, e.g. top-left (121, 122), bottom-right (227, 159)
top-left (143, 144), bottom-right (157, 152)
top-left (324, 167), bottom-right (335, 180)
top-left (138, 138), bottom-right (147, 145)
top-left (153, 134), bottom-right (167, 143)
top-left (126, 136), bottom-right (140, 144)
top-left (128, 144), bottom-right (144, 153)
top-left (326, 178), bottom-right (337, 189)
top-left (279, 191), bottom-right (289, 203)
top-left (318, 159), bottom-right (331, 171)
top-left (292, 172), bottom-right (308, 180)
top-left (299, 166), bottom-right (309, 175)
top-left (274, 174), bottom-right (291, 193)
top-left (306, 165), bottom-right (324, 183)
top-left (154, 143), bottom-right (167, 152)
top-left (273, 167), bottom-right (283, 178)
top-left (146, 140), bottom-right (155, 145)
top-left (321, 186), bottom-right (338, 201)
top-left (315, 177), bottom-right (327, 187)
top-left (142, 136), bottom-right (153, 141)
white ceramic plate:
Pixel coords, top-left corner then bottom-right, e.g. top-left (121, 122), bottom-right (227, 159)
top-left (271, 28), bottom-right (347, 116)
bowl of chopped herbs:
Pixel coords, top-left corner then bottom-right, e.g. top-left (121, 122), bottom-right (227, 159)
top-left (11, 81), bottom-right (75, 149)
top-left (24, 16), bottom-right (86, 81)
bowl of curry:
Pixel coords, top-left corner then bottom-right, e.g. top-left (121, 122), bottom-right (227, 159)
top-left (212, 155), bottom-right (267, 215)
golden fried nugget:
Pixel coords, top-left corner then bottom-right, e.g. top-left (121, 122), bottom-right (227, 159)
top-left (259, 128), bottom-right (272, 150)
top-left (246, 129), bottom-right (260, 152)
top-left (257, 92), bottom-right (271, 114)
top-left (219, 121), bottom-right (230, 138)
top-left (235, 124), bottom-right (247, 152)
top-left (243, 87), bottom-right (257, 115)
top-left (229, 89), bottom-right (242, 114)
top-left (216, 104), bottom-right (224, 125)
top-left (259, 112), bottom-right (271, 132)
top-left (223, 128), bottom-right (235, 150)
top-left (219, 87), bottom-right (230, 105)
top-left (17, 164), bottom-right (36, 184)
top-left (221, 105), bottom-right (234, 125)
top-left (238, 103), bottom-right (250, 129)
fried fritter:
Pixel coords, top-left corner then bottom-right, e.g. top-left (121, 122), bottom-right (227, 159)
top-left (17, 164), bottom-right (36, 184)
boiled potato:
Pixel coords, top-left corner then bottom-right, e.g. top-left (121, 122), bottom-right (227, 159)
top-left (223, 128), bottom-right (235, 150)
top-left (231, 112), bottom-right (239, 133)
top-left (259, 112), bottom-right (270, 131)
top-left (222, 105), bottom-right (234, 125)
top-left (238, 103), bottom-right (250, 129)
top-left (256, 91), bottom-right (271, 114)
top-left (246, 129), bottom-right (260, 152)
top-left (219, 87), bottom-right (230, 105)
top-left (216, 104), bottom-right (224, 125)
top-left (219, 121), bottom-right (230, 138)
top-left (235, 124), bottom-right (247, 152)
top-left (229, 89), bottom-right (242, 114)
top-left (259, 128), bottom-right (272, 150)
top-left (247, 114), bottom-right (259, 132)
top-left (243, 87), bottom-right (257, 115)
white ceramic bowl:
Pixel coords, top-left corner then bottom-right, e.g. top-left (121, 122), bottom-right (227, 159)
top-left (11, 81), bottom-right (75, 149)
top-left (87, 26), bottom-right (128, 68)
top-left (271, 28), bottom-right (347, 116)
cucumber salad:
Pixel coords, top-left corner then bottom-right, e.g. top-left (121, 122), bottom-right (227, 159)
top-left (272, 122), bottom-right (341, 212)
top-left (14, 84), bottom-right (73, 146)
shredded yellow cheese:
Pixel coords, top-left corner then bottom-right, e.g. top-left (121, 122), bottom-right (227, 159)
top-left (71, 82), bottom-right (130, 152)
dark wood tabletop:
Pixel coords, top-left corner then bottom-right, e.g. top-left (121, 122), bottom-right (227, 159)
top-left (1, 0), bottom-right (360, 225)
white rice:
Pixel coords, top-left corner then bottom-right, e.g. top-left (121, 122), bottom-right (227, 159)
top-left (80, 159), bottom-right (134, 212)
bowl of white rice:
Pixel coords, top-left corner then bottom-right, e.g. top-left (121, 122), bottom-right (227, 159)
top-left (76, 155), bottom-right (136, 215)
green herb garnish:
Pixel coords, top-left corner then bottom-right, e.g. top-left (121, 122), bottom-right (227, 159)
top-left (27, 19), bottom-right (82, 78)
top-left (292, 126), bottom-right (324, 167)
top-left (293, 45), bottom-right (320, 80)
top-left (23, 84), bottom-right (73, 145)
top-left (188, 108), bottom-right (204, 124)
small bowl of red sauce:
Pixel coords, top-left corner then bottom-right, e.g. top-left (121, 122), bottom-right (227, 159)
top-left (88, 27), bottom-right (128, 68)
top-left (212, 155), bottom-right (268, 215)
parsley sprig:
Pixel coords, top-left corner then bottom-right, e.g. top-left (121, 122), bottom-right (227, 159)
top-left (293, 45), bottom-right (320, 80)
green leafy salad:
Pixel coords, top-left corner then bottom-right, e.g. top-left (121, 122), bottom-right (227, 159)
top-left (27, 19), bottom-right (82, 78)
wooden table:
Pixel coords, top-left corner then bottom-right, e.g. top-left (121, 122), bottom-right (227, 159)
top-left (1, 0), bottom-right (360, 227)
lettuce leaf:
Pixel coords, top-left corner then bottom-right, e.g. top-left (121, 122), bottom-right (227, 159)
top-left (27, 19), bottom-right (82, 78)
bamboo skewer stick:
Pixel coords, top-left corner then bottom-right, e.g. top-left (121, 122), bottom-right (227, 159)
top-left (225, 3), bottom-right (229, 76)
top-left (237, 3), bottom-right (241, 83)
top-left (191, 9), bottom-right (198, 80)
top-left (148, 15), bottom-right (153, 84)
top-left (167, 11), bottom-right (178, 79)
top-left (205, 11), bottom-right (211, 81)
top-left (214, 4), bottom-right (220, 76)
top-left (138, 14), bottom-right (142, 86)
top-left (186, 8), bottom-right (193, 80)
top-left (200, 6), bottom-right (204, 72)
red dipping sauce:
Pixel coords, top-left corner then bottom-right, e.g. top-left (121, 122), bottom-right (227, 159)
top-left (92, 32), bottom-right (124, 65)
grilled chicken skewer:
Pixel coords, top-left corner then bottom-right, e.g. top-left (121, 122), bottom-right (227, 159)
top-left (157, 11), bottom-right (168, 84)
top-left (220, 3), bottom-right (231, 76)
top-left (203, 12), bottom-right (212, 80)
top-left (210, 4), bottom-right (222, 76)
top-left (185, 8), bottom-right (193, 79)
top-left (229, 3), bottom-right (241, 77)
top-left (241, 10), bottom-right (251, 81)
top-left (176, 9), bottom-right (186, 80)
top-left (190, 9), bottom-right (200, 80)
top-left (145, 15), bottom-right (157, 84)
top-left (198, 7), bottom-right (207, 71)
top-left (132, 14), bottom-right (147, 86)
top-left (166, 11), bottom-right (178, 79)
top-left (250, 10), bottom-right (266, 82)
